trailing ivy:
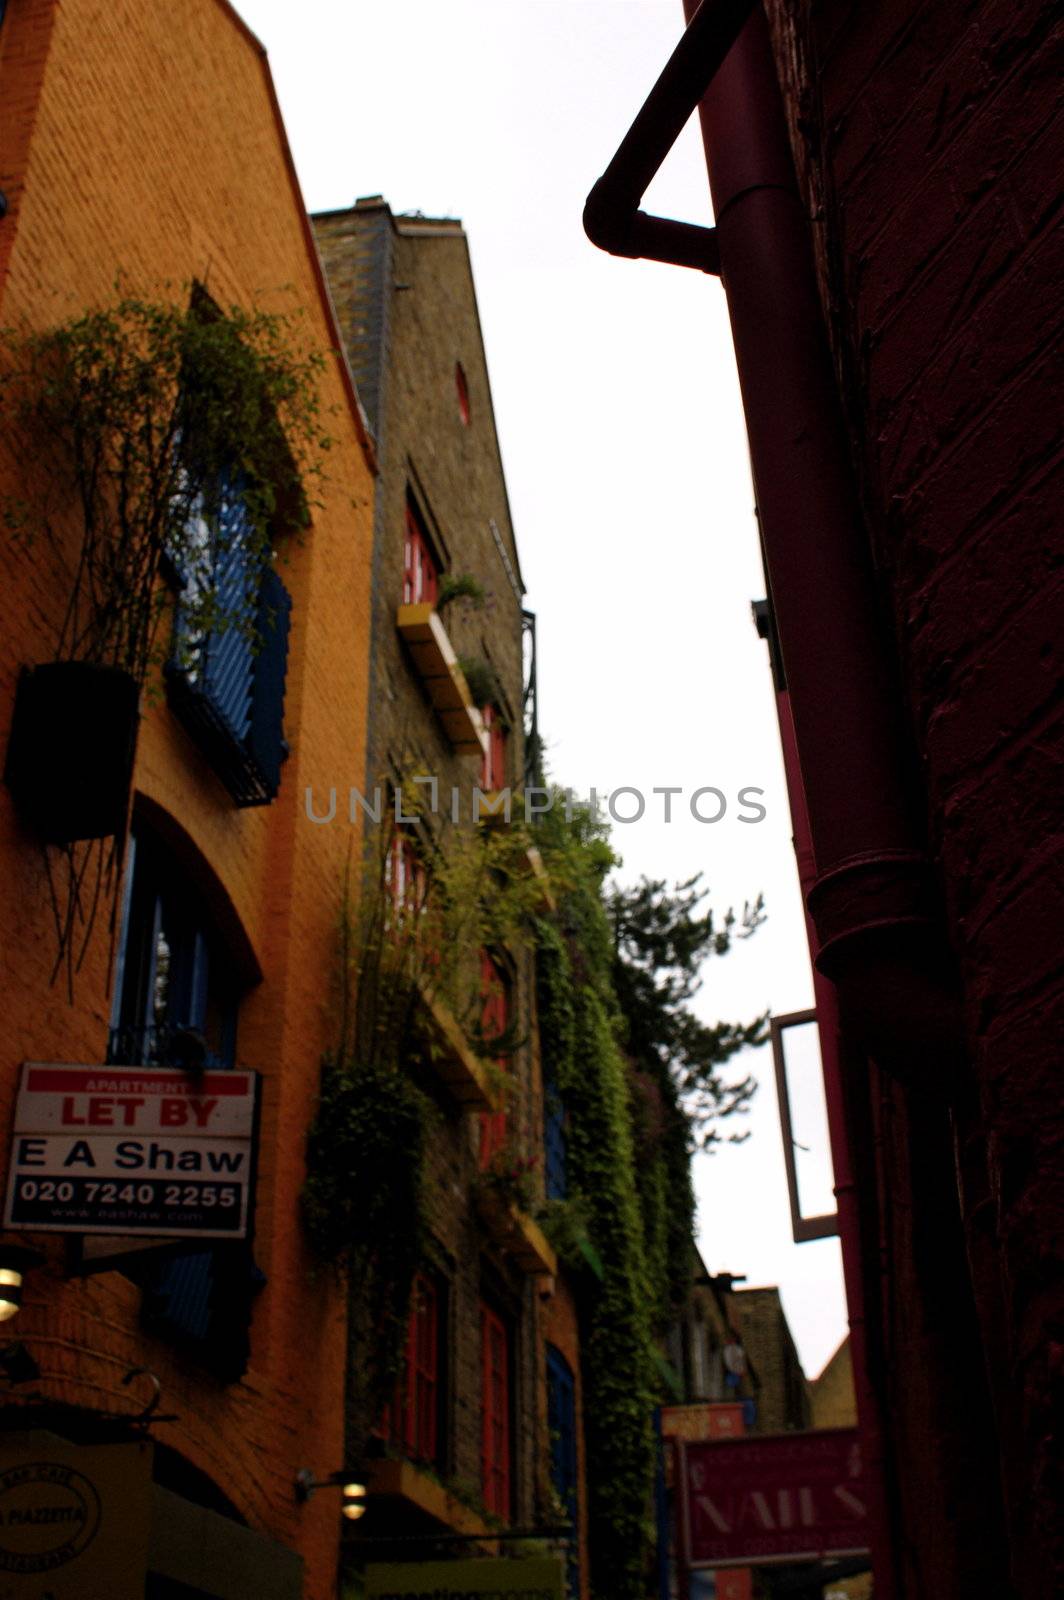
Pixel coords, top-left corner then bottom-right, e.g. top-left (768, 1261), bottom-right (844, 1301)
top-left (0, 291), bottom-right (332, 989)
top-left (1, 290), bottom-right (332, 686)
top-left (535, 818), bottom-right (658, 1600)
top-left (301, 1052), bottom-right (427, 1428)
top-left (301, 804), bottom-right (548, 1446)
top-left (534, 805), bottom-right (767, 1597)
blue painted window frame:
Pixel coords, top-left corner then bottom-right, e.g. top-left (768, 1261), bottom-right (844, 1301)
top-left (108, 828), bottom-right (263, 1380)
top-left (166, 470), bottom-right (291, 807)
top-left (547, 1344), bottom-right (580, 1597)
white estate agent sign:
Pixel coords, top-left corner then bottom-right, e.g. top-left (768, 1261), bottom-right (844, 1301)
top-left (3, 1063), bottom-right (260, 1239)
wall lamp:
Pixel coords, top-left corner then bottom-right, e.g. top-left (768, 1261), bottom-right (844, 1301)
top-left (295, 1469), bottom-right (368, 1520)
top-left (0, 1246), bottom-right (43, 1323)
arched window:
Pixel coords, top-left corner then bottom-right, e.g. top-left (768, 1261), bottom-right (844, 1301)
top-left (109, 822), bottom-right (263, 1381)
top-left (109, 829), bottom-right (240, 1071)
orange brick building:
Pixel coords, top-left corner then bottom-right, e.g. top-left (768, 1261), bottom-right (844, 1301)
top-left (0, 1), bottom-right (376, 1594)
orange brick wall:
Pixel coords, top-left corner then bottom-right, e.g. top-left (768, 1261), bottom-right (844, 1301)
top-left (0, 2), bottom-right (376, 1594)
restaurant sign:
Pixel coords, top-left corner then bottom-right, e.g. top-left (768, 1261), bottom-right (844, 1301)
top-left (680, 1428), bottom-right (868, 1568)
top-left (0, 1431), bottom-right (152, 1599)
top-left (3, 1063), bottom-right (259, 1239)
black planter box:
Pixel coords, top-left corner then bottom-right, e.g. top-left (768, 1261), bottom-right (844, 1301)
top-left (4, 661), bottom-right (139, 843)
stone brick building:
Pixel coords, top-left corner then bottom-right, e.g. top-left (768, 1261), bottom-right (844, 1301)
top-left (0, 1), bottom-right (377, 1595)
top-left (808, 1335), bottom-right (855, 1433)
top-left (313, 198), bottom-right (586, 1595)
top-left (730, 1287), bottom-right (810, 1437)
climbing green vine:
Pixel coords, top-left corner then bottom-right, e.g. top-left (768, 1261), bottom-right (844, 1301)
top-left (535, 801), bottom-right (766, 1598)
top-left (535, 814), bottom-right (658, 1600)
top-left (300, 797), bottom-right (548, 1443)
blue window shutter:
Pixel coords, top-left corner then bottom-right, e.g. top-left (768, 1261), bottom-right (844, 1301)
top-left (247, 567), bottom-right (292, 795)
top-left (547, 1345), bottom-right (580, 1597)
top-left (545, 1084), bottom-right (568, 1200)
top-left (201, 531), bottom-right (256, 741)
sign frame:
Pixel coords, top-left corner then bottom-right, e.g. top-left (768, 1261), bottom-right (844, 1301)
top-left (679, 1428), bottom-right (870, 1571)
top-left (3, 1062), bottom-right (261, 1242)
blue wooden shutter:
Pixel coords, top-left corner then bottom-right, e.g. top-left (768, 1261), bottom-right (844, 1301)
top-left (247, 567), bottom-right (292, 795)
top-left (545, 1083), bottom-right (568, 1200)
top-left (547, 1345), bottom-right (580, 1596)
top-left (200, 491), bottom-right (257, 741)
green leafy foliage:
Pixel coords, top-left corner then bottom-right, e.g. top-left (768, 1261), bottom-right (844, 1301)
top-left (436, 571), bottom-right (486, 611)
top-left (534, 812), bottom-right (657, 1600)
top-left (457, 654), bottom-right (502, 713)
top-left (609, 875), bottom-right (768, 1147)
top-left (301, 1052), bottom-right (426, 1422)
top-left (534, 804), bottom-right (767, 1597)
top-left (0, 290), bottom-right (332, 685)
top-left (301, 800), bottom-right (549, 1440)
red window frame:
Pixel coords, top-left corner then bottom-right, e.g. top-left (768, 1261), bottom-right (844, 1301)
top-left (479, 950), bottom-right (509, 1169)
top-left (379, 1273), bottom-right (440, 1465)
top-left (455, 362), bottom-right (471, 427)
top-left (480, 1301), bottom-right (511, 1519)
top-left (386, 830), bottom-right (426, 919)
top-left (479, 703), bottom-right (508, 792)
top-left (403, 501), bottom-right (439, 606)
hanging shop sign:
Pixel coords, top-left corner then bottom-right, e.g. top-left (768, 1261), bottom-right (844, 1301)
top-left (0, 1431), bottom-right (152, 1599)
top-left (680, 1428), bottom-right (868, 1568)
top-left (661, 1403), bottom-right (746, 1442)
top-left (364, 1558), bottom-right (565, 1599)
top-left (3, 1063), bottom-right (260, 1240)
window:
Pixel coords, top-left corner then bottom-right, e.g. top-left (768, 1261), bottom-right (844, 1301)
top-left (109, 827), bottom-right (262, 1382)
top-left (378, 1272), bottom-right (444, 1466)
top-left (547, 1345), bottom-right (580, 1597)
top-left (403, 499), bottom-right (439, 605)
top-left (544, 1080), bottom-right (567, 1201)
top-left (480, 1301), bottom-right (511, 1519)
top-left (455, 362), bottom-right (471, 426)
top-left (478, 950), bottom-right (510, 1169)
top-left (385, 829), bottom-right (427, 920)
top-left (165, 468), bottom-right (292, 807)
top-left (109, 831), bottom-right (238, 1071)
top-left (479, 703), bottom-right (508, 792)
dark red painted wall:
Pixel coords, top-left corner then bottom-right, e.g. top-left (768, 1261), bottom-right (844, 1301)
top-left (762, 2), bottom-right (1063, 1595)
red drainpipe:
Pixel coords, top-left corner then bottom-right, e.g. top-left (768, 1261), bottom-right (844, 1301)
top-left (676, 0), bottom-right (963, 1084)
top-left (775, 687), bottom-right (897, 1598)
top-left (582, 1), bottom-right (972, 1591)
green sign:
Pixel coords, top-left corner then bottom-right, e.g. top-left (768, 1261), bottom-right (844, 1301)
top-left (363, 1556), bottom-right (564, 1600)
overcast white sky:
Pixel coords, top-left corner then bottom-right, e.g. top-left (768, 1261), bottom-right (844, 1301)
top-left (235, 0), bottom-right (847, 1378)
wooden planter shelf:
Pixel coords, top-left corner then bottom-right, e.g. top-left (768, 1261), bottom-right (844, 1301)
top-left (475, 1189), bottom-right (558, 1277)
top-left (366, 1458), bottom-right (496, 1540)
top-left (416, 982), bottom-right (496, 1111)
top-left (396, 603), bottom-right (488, 756)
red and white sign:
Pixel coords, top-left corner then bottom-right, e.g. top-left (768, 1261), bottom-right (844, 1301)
top-left (681, 1428), bottom-right (868, 1568)
top-left (662, 1403), bottom-right (746, 1443)
top-left (3, 1063), bottom-right (259, 1239)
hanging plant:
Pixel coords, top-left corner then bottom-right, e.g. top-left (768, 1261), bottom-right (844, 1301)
top-left (436, 571), bottom-right (486, 612)
top-left (0, 290), bottom-right (332, 988)
top-left (1, 290), bottom-right (331, 685)
top-left (457, 654), bottom-right (501, 711)
top-left (300, 796), bottom-right (549, 1446)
